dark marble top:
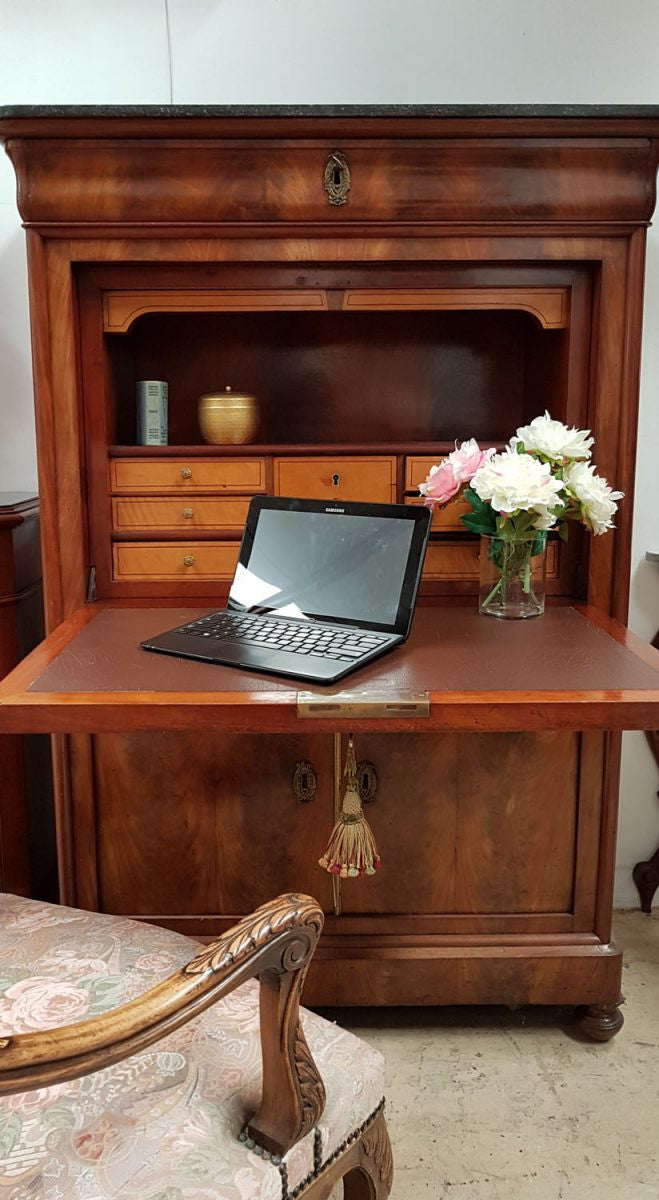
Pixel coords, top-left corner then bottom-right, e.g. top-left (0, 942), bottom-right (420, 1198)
top-left (2, 104), bottom-right (659, 120)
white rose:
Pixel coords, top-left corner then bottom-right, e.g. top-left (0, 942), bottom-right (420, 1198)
top-left (563, 461), bottom-right (623, 534)
top-left (471, 449), bottom-right (564, 525)
top-left (512, 411), bottom-right (594, 461)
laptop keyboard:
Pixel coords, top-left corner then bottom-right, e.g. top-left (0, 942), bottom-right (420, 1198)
top-left (175, 612), bottom-right (391, 662)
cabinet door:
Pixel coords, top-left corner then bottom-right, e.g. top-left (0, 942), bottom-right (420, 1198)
top-left (340, 732), bottom-right (579, 917)
top-left (93, 732), bottom-right (334, 916)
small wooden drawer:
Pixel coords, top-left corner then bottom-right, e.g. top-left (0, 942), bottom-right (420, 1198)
top-left (274, 456), bottom-right (396, 503)
top-left (112, 496), bottom-right (251, 533)
top-left (422, 539), bottom-right (559, 580)
top-left (405, 456), bottom-right (471, 532)
top-left (110, 457), bottom-right (266, 495)
top-left (113, 541), bottom-right (240, 581)
top-left (423, 541), bottom-right (480, 580)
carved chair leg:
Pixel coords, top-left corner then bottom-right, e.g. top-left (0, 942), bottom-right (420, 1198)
top-left (303, 1108), bottom-right (393, 1200)
top-left (576, 1000), bottom-right (625, 1042)
top-left (343, 1110), bottom-right (393, 1200)
top-left (633, 847), bottom-right (659, 913)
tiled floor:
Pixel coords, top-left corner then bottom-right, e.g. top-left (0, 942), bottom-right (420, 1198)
top-left (324, 911), bottom-right (659, 1199)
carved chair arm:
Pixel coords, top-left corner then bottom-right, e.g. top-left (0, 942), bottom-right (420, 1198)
top-left (0, 893), bottom-right (325, 1156)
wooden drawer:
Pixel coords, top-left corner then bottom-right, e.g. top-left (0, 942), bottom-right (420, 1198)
top-left (274, 456), bottom-right (396, 503)
top-left (423, 539), bottom-right (559, 580)
top-left (405, 456), bottom-right (471, 532)
top-left (112, 496), bottom-right (251, 533)
top-left (113, 541), bottom-right (239, 581)
top-left (110, 457), bottom-right (266, 495)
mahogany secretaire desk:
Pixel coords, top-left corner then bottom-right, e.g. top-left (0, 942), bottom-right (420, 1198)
top-left (2, 105), bottom-right (659, 1040)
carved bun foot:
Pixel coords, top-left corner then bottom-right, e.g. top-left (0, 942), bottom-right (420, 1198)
top-left (577, 1002), bottom-right (624, 1042)
top-left (633, 852), bottom-right (659, 913)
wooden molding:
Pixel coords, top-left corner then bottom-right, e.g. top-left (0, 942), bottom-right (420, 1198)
top-left (104, 289), bottom-right (328, 332)
top-left (104, 285), bottom-right (568, 332)
top-left (343, 287), bottom-right (569, 329)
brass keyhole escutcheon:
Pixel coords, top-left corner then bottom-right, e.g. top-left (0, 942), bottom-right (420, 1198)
top-left (324, 150), bottom-right (351, 206)
top-left (182, 507), bottom-right (194, 519)
top-left (332, 473), bottom-right (340, 487)
top-left (181, 466), bottom-right (192, 479)
top-left (356, 761), bottom-right (377, 805)
top-left (293, 760), bottom-right (317, 804)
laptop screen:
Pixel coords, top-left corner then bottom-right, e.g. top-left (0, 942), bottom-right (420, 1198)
top-left (229, 502), bottom-right (428, 631)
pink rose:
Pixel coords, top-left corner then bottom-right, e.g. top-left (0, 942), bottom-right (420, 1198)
top-left (5, 1081), bottom-right (65, 1115)
top-left (419, 460), bottom-right (460, 507)
top-left (419, 440), bottom-right (495, 509)
top-left (73, 1121), bottom-right (120, 1162)
top-left (449, 438), bottom-right (495, 484)
top-left (1, 977), bottom-right (90, 1032)
top-left (134, 951), bottom-right (177, 973)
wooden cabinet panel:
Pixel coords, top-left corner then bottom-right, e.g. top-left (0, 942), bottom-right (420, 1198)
top-left (405, 455), bottom-right (472, 531)
top-left (341, 732), bottom-right (579, 916)
top-left (110, 457), bottom-right (266, 494)
top-left (93, 732), bottom-right (335, 916)
top-left (112, 496), bottom-right (251, 533)
top-left (0, 495), bottom-right (45, 896)
top-left (113, 541), bottom-right (239, 581)
top-left (12, 136), bottom-right (655, 226)
top-left (422, 539), bottom-right (559, 581)
top-left (274, 456), bottom-right (396, 504)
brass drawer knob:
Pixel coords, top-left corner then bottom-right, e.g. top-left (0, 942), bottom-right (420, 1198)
top-left (182, 507), bottom-right (194, 519)
top-left (183, 554), bottom-right (195, 566)
top-left (181, 466), bottom-right (192, 479)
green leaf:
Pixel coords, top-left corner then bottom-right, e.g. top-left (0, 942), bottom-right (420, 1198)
top-left (181, 1149), bottom-right (223, 1179)
top-left (0, 1112), bottom-right (21, 1158)
top-left (42, 1102), bottom-right (77, 1131)
top-left (86, 975), bottom-right (127, 1015)
top-left (558, 522), bottom-right (570, 542)
top-left (460, 488), bottom-right (497, 536)
top-left (463, 486), bottom-right (488, 514)
top-left (0, 970), bottom-right (24, 993)
top-left (460, 513), bottom-right (495, 535)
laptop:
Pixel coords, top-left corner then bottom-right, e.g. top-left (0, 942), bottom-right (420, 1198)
top-left (141, 496), bottom-right (431, 684)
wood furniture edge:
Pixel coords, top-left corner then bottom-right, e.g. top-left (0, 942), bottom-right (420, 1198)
top-left (0, 604), bottom-right (658, 733)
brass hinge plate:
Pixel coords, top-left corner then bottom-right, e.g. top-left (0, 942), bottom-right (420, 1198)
top-left (297, 689), bottom-right (429, 719)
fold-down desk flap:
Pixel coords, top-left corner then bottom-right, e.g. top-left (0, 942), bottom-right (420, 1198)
top-left (0, 603), bottom-right (658, 734)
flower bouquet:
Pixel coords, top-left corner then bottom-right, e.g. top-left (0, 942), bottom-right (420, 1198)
top-left (419, 413), bottom-right (623, 619)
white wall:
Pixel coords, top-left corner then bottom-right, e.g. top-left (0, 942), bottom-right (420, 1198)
top-left (1, 0), bottom-right (658, 904)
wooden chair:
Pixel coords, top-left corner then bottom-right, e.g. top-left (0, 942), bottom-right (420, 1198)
top-left (0, 892), bottom-right (392, 1198)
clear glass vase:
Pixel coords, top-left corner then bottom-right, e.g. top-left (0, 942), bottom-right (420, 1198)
top-left (479, 533), bottom-right (547, 619)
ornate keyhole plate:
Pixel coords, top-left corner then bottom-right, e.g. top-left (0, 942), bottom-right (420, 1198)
top-left (324, 151), bottom-right (351, 206)
top-left (356, 761), bottom-right (378, 805)
top-left (293, 760), bottom-right (317, 803)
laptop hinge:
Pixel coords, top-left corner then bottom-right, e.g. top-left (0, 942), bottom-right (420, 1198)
top-left (296, 689), bottom-right (430, 719)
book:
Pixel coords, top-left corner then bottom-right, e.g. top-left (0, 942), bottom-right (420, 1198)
top-left (137, 381), bottom-right (168, 445)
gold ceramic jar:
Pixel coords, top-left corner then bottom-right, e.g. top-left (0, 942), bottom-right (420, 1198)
top-left (198, 387), bottom-right (259, 445)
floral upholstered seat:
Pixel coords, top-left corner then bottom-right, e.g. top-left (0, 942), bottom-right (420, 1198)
top-left (0, 894), bottom-right (387, 1199)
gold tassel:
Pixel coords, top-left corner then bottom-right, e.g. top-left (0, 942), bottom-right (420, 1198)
top-left (319, 735), bottom-right (381, 878)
